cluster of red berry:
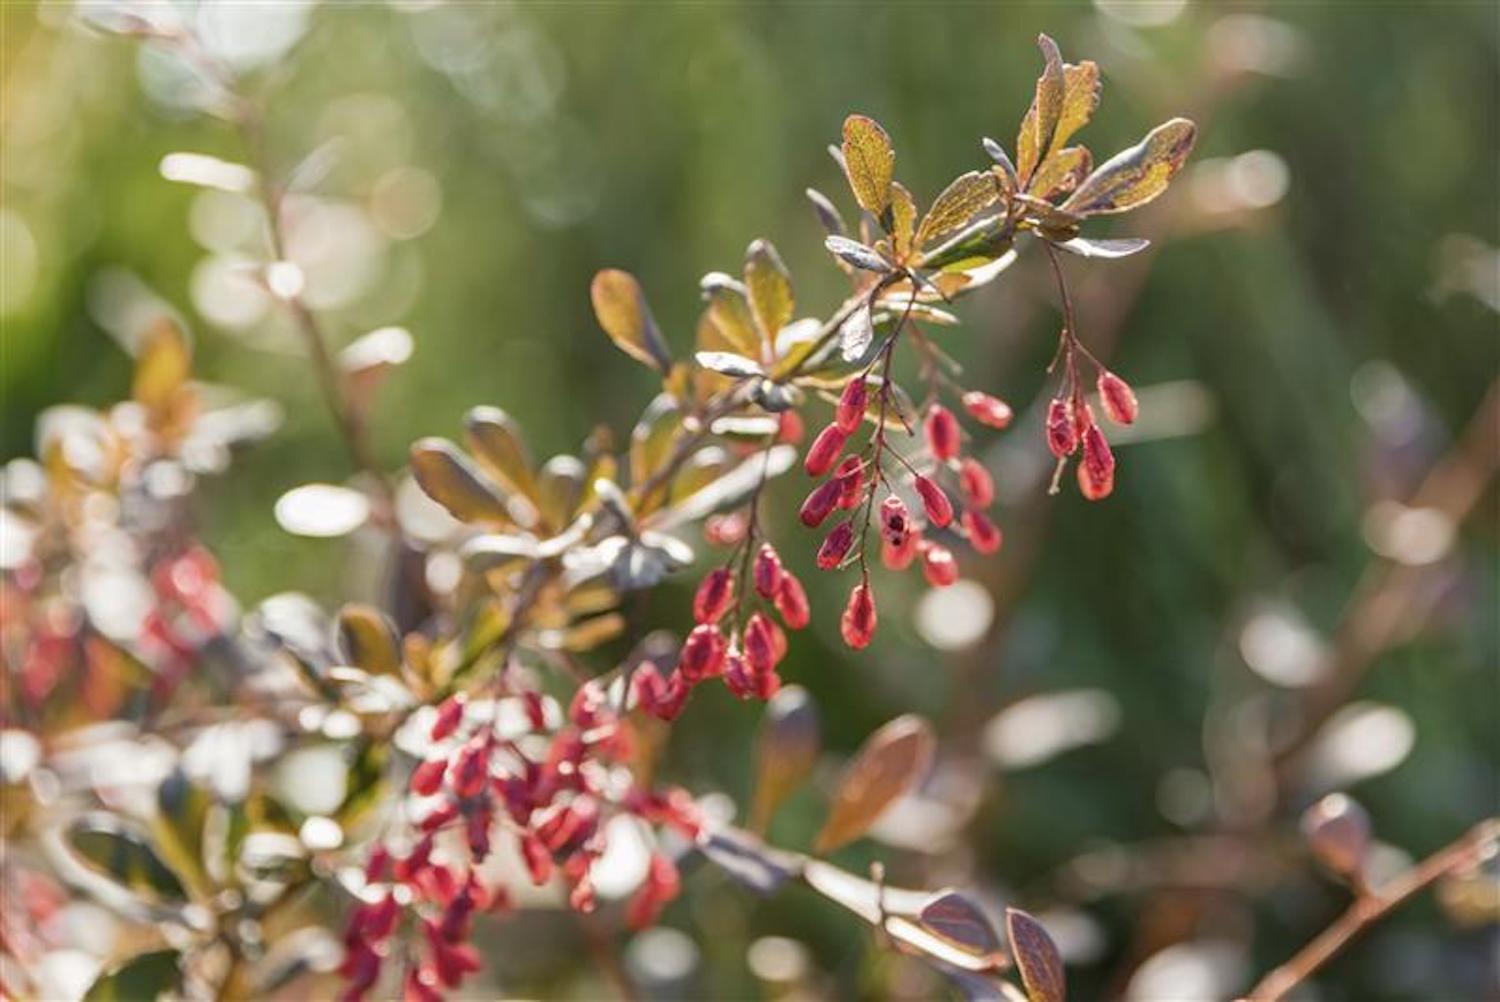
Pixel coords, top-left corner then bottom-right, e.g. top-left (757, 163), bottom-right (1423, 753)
top-left (1047, 367), bottom-right (1138, 499)
top-left (340, 684), bottom-right (702, 1001)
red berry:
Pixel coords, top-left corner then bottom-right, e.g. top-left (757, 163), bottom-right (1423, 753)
top-left (925, 404), bottom-right (961, 461)
top-left (1097, 370), bottom-right (1138, 425)
top-left (692, 568), bottom-right (734, 624)
top-left (430, 695), bottom-right (466, 741)
top-left (774, 572), bottom-right (810, 630)
top-left (1078, 425), bottom-right (1116, 500)
top-left (451, 740), bottom-right (489, 799)
top-left (680, 623), bottom-right (727, 681)
top-left (836, 378), bottom-right (868, 433)
top-left (958, 458), bottom-right (994, 508)
top-left (805, 423), bottom-right (848, 477)
top-left (753, 544), bottom-right (783, 599)
top-left (962, 390), bottom-right (1013, 429)
top-left (799, 479), bottom-right (842, 527)
top-left (1046, 398), bottom-right (1077, 458)
top-left (881, 529), bottom-right (920, 570)
top-left (834, 456), bottom-right (865, 510)
top-left (817, 521), bottom-right (855, 570)
top-left (411, 758), bottom-right (447, 797)
top-left (879, 495), bottom-right (910, 547)
top-left (921, 544), bottom-right (959, 587)
top-left (963, 509), bottom-right (1003, 554)
top-left (704, 511), bottom-right (748, 546)
top-left (840, 582), bottom-right (877, 649)
top-left (744, 612), bottom-right (780, 674)
top-left (913, 475), bottom-right (954, 527)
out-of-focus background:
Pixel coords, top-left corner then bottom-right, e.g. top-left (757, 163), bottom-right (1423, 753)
top-left (3, 1), bottom-right (1496, 999)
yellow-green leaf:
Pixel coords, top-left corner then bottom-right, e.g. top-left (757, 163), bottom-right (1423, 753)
top-left (337, 604), bottom-right (401, 676)
top-left (590, 269), bottom-right (672, 372)
top-left (1016, 34), bottom-right (1066, 186)
top-left (132, 319), bottom-right (191, 419)
top-left (1051, 60), bottom-right (1101, 155)
top-left (915, 171), bottom-right (1004, 252)
top-left (890, 182), bottom-right (918, 260)
top-left (85, 949), bottom-right (182, 1002)
top-left (744, 239), bottom-right (794, 341)
top-left (409, 438), bottom-right (511, 524)
top-left (464, 406), bottom-right (537, 500)
top-left (841, 114), bottom-right (896, 217)
top-left (630, 395), bottom-right (684, 509)
top-left (814, 714), bottom-right (934, 853)
top-left (699, 274), bottom-right (763, 358)
top-left (1027, 147), bottom-right (1093, 202)
top-left (1060, 118), bottom-right (1197, 217)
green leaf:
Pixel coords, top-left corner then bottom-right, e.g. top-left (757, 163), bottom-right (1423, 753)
top-left (814, 714), bottom-right (935, 853)
top-left (67, 815), bottom-right (190, 904)
top-left (85, 949), bottom-right (182, 1002)
top-left (590, 269), bottom-right (672, 372)
top-left (1060, 118), bottom-right (1197, 217)
top-left (841, 114), bottom-right (896, 217)
top-left (744, 239), bottom-right (795, 340)
top-left (334, 740), bottom-right (389, 827)
top-left (1006, 907), bottom-right (1066, 1002)
top-left (698, 273), bottom-right (764, 358)
top-left (1016, 34), bottom-right (1066, 186)
top-left (630, 395), bottom-right (685, 503)
top-left (409, 437), bottom-right (511, 524)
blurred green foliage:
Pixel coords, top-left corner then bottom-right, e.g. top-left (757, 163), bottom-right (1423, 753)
top-left (3, 2), bottom-right (1496, 999)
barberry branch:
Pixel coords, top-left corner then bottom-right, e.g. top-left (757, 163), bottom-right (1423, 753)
top-left (1244, 817), bottom-right (1499, 1002)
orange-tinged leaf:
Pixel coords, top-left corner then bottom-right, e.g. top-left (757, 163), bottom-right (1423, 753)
top-left (591, 269), bottom-right (672, 372)
top-left (1027, 147), bottom-right (1092, 202)
top-left (1060, 118), bottom-right (1197, 217)
top-left (814, 714), bottom-right (935, 853)
top-left (915, 171), bottom-right (1004, 252)
top-left (842, 114), bottom-right (896, 216)
top-left (1016, 34), bottom-right (1066, 186)
top-left (337, 604), bottom-right (401, 676)
top-left (630, 395), bottom-right (684, 508)
top-left (1006, 908), bottom-right (1065, 1002)
top-left (744, 239), bottom-right (794, 340)
top-left (410, 437), bottom-right (511, 524)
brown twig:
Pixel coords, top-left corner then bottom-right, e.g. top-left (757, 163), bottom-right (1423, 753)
top-left (1244, 817), bottom-right (1500, 1002)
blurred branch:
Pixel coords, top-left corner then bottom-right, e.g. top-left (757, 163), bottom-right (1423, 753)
top-left (1272, 378), bottom-right (1500, 784)
top-left (1244, 817), bottom-right (1500, 1002)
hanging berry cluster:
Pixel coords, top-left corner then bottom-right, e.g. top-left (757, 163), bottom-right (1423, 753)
top-left (341, 684), bottom-right (702, 1001)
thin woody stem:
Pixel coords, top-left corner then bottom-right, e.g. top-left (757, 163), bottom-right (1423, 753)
top-left (1245, 818), bottom-right (1499, 1002)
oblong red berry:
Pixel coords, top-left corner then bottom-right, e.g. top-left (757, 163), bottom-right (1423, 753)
top-left (1097, 370), bottom-right (1138, 425)
top-left (925, 404), bottom-right (961, 461)
top-left (1078, 425), bottom-right (1116, 500)
top-left (778, 410), bottom-right (805, 444)
top-left (958, 458), bottom-right (994, 508)
top-left (962, 390), bottom-right (1013, 429)
top-left (680, 623), bottom-right (727, 681)
top-left (834, 456), bottom-right (865, 510)
top-left (836, 378), bottom-right (868, 433)
top-left (799, 479), bottom-right (842, 527)
top-left (881, 529), bottom-right (920, 570)
top-left (913, 475), bottom-right (954, 528)
top-left (744, 612), bottom-right (779, 674)
top-left (411, 757), bottom-right (447, 797)
top-left (774, 572), bottom-right (810, 630)
top-left (963, 508), bottom-right (1003, 554)
top-left (840, 582), bottom-right (877, 649)
top-left (430, 694), bottom-right (466, 741)
top-left (753, 544), bottom-right (783, 600)
top-left (1046, 398), bottom-right (1077, 458)
top-left (879, 495), bottom-right (910, 546)
top-left (921, 544), bottom-right (959, 587)
top-left (692, 567), bottom-right (734, 624)
top-left (804, 423), bottom-right (849, 477)
top-left (817, 521), bottom-right (855, 570)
